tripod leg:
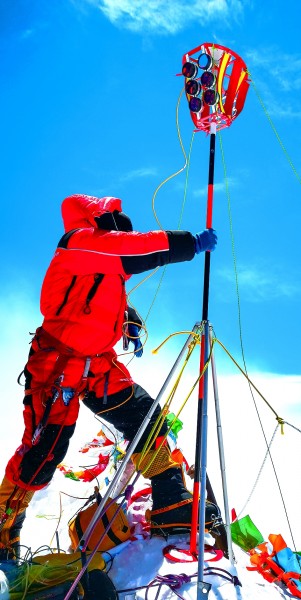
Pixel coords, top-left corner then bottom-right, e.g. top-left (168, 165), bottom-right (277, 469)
top-left (209, 333), bottom-right (235, 564)
top-left (206, 473), bottom-right (230, 559)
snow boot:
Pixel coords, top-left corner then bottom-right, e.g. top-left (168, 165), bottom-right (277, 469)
top-left (150, 466), bottom-right (193, 535)
top-left (149, 467), bottom-right (221, 536)
top-left (132, 446), bottom-right (221, 536)
top-left (0, 475), bottom-right (34, 559)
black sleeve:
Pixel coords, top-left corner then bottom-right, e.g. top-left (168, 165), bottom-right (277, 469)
top-left (121, 231), bottom-right (196, 275)
top-left (166, 231), bottom-right (196, 263)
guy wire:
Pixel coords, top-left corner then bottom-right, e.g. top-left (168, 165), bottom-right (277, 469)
top-left (249, 74), bottom-right (301, 185)
top-left (218, 132), bottom-right (297, 550)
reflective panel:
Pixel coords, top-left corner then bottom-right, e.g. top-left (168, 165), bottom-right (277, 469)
top-left (197, 53), bottom-right (212, 71)
top-left (189, 96), bottom-right (203, 113)
top-left (185, 79), bottom-right (201, 96)
top-left (200, 71), bottom-right (216, 88)
top-left (182, 61), bottom-right (198, 78)
top-left (210, 47), bottom-right (224, 65)
top-left (203, 89), bottom-right (219, 105)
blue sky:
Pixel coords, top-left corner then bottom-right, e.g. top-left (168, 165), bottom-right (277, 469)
top-left (1, 1), bottom-right (300, 377)
top-left (1, 0), bottom-right (301, 557)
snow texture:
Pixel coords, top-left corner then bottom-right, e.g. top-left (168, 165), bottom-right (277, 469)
top-left (1, 468), bottom-right (294, 600)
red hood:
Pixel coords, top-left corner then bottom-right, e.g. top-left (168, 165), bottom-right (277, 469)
top-left (61, 194), bottom-right (123, 232)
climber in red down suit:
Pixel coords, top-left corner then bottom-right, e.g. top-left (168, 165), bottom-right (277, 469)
top-left (0, 194), bottom-right (218, 557)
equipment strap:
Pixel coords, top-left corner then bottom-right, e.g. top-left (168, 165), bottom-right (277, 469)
top-left (30, 328), bottom-right (92, 445)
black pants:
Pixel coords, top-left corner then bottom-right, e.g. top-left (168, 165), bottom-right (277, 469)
top-left (83, 383), bottom-right (167, 452)
top-left (20, 384), bottom-right (167, 486)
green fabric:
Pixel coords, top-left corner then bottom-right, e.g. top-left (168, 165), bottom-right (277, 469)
top-left (166, 413), bottom-right (183, 436)
top-left (230, 515), bottom-right (264, 551)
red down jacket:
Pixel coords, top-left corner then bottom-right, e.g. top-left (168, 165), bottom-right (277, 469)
top-left (40, 194), bottom-right (196, 356)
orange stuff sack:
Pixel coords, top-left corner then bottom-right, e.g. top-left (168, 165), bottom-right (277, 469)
top-left (69, 498), bottom-right (131, 552)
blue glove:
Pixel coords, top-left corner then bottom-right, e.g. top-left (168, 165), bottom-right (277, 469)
top-left (128, 324), bottom-right (143, 357)
top-left (194, 228), bottom-right (217, 253)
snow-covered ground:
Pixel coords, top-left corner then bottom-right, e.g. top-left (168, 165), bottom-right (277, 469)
top-left (13, 467), bottom-right (296, 600)
top-left (1, 338), bottom-right (301, 599)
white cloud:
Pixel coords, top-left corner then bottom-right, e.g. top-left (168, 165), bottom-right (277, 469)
top-left (247, 48), bottom-right (301, 92)
top-left (218, 264), bottom-right (300, 301)
top-left (20, 29), bottom-right (35, 39)
top-left (77, 0), bottom-right (245, 34)
top-left (119, 167), bottom-right (158, 182)
top-left (193, 177), bottom-right (238, 197)
top-left (246, 47), bottom-right (301, 119)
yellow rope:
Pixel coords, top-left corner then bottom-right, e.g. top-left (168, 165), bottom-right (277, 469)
top-left (218, 123), bottom-right (299, 547)
top-left (177, 130), bottom-right (195, 230)
top-left (127, 89), bottom-right (195, 318)
top-left (130, 71), bottom-right (301, 546)
top-left (136, 326), bottom-right (221, 474)
top-left (137, 325), bottom-right (300, 478)
top-left (136, 75), bottom-right (301, 468)
top-left (143, 266), bottom-right (166, 323)
top-left (152, 329), bottom-right (201, 354)
top-left (218, 131), bottom-right (246, 362)
top-left (213, 335), bottom-right (283, 423)
top-left (95, 384), bottom-right (135, 415)
top-left (218, 131), bottom-right (272, 428)
top-left (143, 336), bottom-right (214, 461)
top-left (136, 330), bottom-right (202, 471)
top-left (127, 267), bottom-right (160, 300)
top-left (143, 326), bottom-right (300, 548)
top-left (49, 492), bottom-right (63, 547)
top-left (152, 87), bottom-right (188, 230)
